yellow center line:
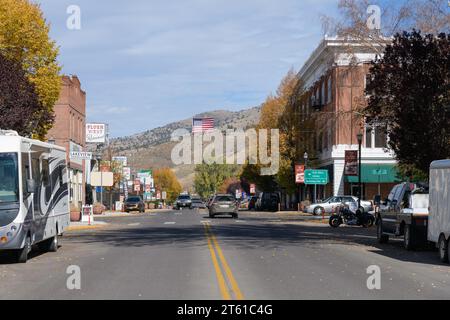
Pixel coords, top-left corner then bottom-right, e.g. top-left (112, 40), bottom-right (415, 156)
top-left (204, 223), bottom-right (231, 300)
top-left (204, 223), bottom-right (244, 300)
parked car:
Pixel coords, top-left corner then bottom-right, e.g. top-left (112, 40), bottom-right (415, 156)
top-left (248, 196), bottom-right (258, 211)
top-left (208, 194), bottom-right (238, 218)
top-left (255, 192), bottom-right (280, 212)
top-left (175, 194), bottom-right (192, 210)
top-left (427, 160), bottom-right (450, 263)
top-left (125, 196), bottom-right (145, 213)
top-left (306, 196), bottom-right (373, 216)
top-left (376, 182), bottom-right (429, 250)
top-left (191, 196), bottom-right (206, 209)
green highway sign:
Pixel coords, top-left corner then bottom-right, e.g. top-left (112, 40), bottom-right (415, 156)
top-left (304, 169), bottom-right (329, 185)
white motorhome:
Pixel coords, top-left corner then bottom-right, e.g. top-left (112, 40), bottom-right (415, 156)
top-left (0, 130), bottom-right (69, 263)
top-left (428, 159), bottom-right (450, 263)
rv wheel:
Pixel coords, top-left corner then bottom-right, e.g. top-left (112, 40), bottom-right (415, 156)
top-left (48, 234), bottom-right (58, 252)
top-left (17, 235), bottom-right (31, 263)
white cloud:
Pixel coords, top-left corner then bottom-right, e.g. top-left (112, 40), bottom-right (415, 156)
top-left (38, 0), bottom-right (338, 137)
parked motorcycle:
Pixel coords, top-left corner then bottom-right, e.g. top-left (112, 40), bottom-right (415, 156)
top-left (329, 204), bottom-right (375, 228)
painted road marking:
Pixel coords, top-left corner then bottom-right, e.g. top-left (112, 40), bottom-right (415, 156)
top-left (204, 225), bottom-right (231, 300)
top-left (164, 222), bottom-right (176, 225)
top-left (201, 220), bottom-right (212, 224)
top-left (235, 220), bottom-right (246, 223)
top-left (127, 223), bottom-right (141, 226)
top-left (204, 223), bottom-right (244, 300)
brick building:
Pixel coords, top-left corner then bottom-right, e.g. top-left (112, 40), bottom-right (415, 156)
top-left (46, 75), bottom-right (86, 209)
top-left (296, 37), bottom-right (399, 202)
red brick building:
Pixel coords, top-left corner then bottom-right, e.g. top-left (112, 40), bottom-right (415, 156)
top-left (46, 75), bottom-right (86, 209)
top-left (296, 37), bottom-right (399, 202)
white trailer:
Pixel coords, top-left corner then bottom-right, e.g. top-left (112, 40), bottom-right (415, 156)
top-left (0, 130), bottom-right (70, 263)
top-left (428, 159), bottom-right (450, 263)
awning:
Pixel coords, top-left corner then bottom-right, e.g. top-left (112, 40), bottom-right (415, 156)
top-left (346, 164), bottom-right (401, 183)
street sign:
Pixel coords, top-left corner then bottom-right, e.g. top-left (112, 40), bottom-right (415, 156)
top-left (70, 151), bottom-right (92, 161)
top-left (162, 191), bottom-right (167, 200)
top-left (86, 123), bottom-right (107, 143)
top-left (250, 184), bottom-right (256, 195)
top-left (304, 169), bottom-right (329, 185)
top-left (112, 156), bottom-right (127, 167)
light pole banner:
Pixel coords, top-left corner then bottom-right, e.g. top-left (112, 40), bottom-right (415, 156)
top-left (295, 164), bottom-right (305, 184)
top-left (345, 150), bottom-right (358, 176)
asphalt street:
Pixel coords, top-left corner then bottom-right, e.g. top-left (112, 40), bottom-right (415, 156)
top-left (1, 209), bottom-right (450, 300)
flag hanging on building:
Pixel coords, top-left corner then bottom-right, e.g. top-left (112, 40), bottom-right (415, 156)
top-left (192, 117), bottom-right (214, 133)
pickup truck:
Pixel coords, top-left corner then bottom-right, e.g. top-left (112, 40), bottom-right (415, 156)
top-left (376, 182), bottom-right (429, 250)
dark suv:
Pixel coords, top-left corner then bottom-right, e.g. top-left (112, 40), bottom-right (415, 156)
top-left (125, 196), bottom-right (145, 213)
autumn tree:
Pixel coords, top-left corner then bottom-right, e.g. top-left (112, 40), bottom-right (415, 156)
top-left (0, 0), bottom-right (61, 138)
top-left (241, 69), bottom-right (302, 194)
top-left (153, 168), bottom-right (182, 202)
top-left (0, 54), bottom-right (47, 136)
top-left (365, 31), bottom-right (450, 178)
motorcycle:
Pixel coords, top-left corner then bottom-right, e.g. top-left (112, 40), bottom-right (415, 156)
top-left (329, 203), bottom-right (375, 228)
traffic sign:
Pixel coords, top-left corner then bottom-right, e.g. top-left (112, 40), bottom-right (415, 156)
top-left (304, 169), bottom-right (329, 185)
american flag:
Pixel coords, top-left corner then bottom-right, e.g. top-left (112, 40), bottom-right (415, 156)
top-left (192, 117), bottom-right (214, 133)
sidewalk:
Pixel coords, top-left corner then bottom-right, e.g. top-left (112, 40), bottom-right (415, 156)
top-left (66, 220), bottom-right (108, 231)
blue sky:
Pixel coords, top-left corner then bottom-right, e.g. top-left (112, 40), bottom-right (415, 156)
top-left (37, 0), bottom-right (339, 138)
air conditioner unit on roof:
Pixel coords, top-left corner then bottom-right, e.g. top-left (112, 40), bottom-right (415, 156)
top-left (0, 130), bottom-right (19, 136)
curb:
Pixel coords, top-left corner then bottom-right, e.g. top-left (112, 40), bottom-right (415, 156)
top-left (66, 224), bottom-right (105, 231)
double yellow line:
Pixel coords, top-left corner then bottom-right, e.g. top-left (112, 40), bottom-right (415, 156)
top-left (204, 223), bottom-right (244, 300)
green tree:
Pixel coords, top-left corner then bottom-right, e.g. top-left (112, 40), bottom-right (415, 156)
top-left (365, 31), bottom-right (450, 178)
top-left (0, 0), bottom-right (61, 139)
top-left (194, 163), bottom-right (240, 198)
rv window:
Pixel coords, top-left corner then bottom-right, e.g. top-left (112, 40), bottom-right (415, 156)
top-left (42, 159), bottom-right (50, 187)
top-left (0, 153), bottom-right (19, 203)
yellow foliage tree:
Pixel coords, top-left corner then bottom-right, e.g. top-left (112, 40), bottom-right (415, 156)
top-left (153, 168), bottom-right (182, 202)
top-left (0, 0), bottom-right (61, 139)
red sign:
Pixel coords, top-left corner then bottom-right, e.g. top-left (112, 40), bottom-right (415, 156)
top-left (345, 151), bottom-right (358, 176)
top-left (250, 184), bottom-right (256, 194)
top-left (295, 165), bottom-right (305, 184)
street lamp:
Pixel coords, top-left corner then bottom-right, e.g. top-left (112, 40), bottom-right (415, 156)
top-left (357, 133), bottom-right (363, 211)
top-left (303, 152), bottom-right (308, 201)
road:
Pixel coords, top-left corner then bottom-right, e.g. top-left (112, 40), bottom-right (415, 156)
top-left (1, 209), bottom-right (450, 300)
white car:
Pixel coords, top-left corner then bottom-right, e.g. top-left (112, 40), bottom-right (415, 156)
top-left (306, 196), bottom-right (373, 215)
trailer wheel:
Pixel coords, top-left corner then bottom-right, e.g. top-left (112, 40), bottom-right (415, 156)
top-left (438, 235), bottom-right (449, 263)
top-left (404, 225), bottom-right (415, 251)
top-left (377, 220), bottom-right (389, 244)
